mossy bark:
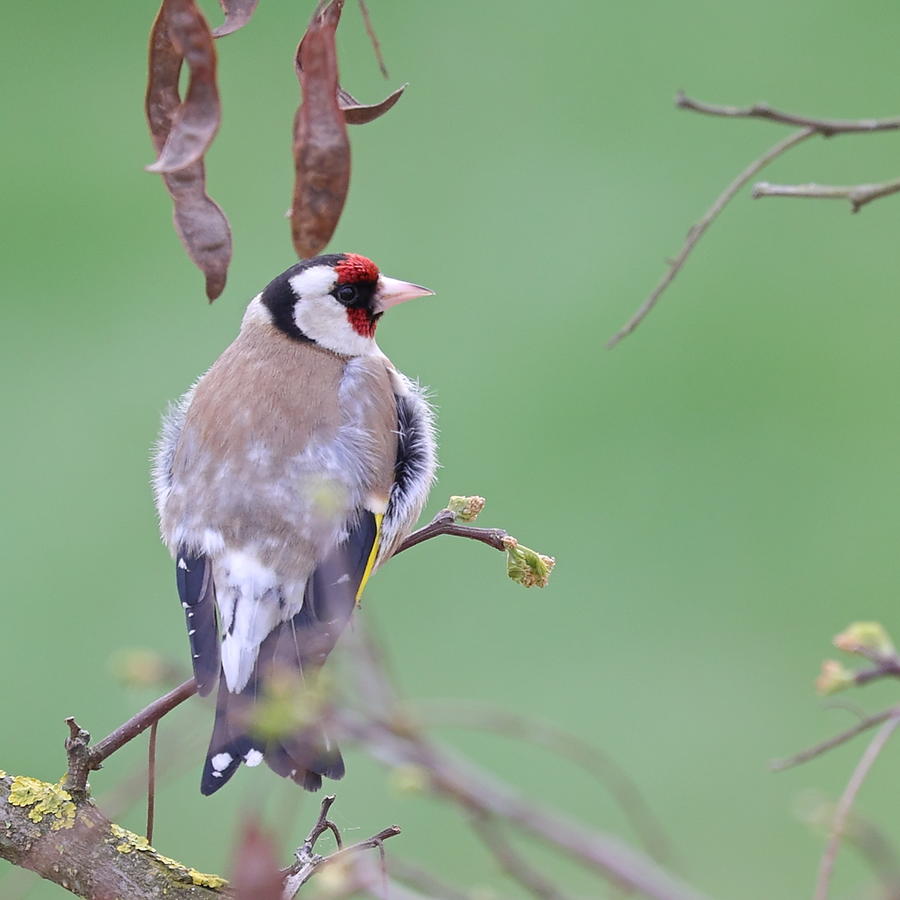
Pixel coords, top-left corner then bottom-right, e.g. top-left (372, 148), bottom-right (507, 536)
top-left (0, 773), bottom-right (232, 899)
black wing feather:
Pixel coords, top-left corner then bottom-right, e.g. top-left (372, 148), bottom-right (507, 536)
top-left (175, 548), bottom-right (219, 697)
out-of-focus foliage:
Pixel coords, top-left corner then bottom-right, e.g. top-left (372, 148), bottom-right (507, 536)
top-left (3, 1), bottom-right (900, 897)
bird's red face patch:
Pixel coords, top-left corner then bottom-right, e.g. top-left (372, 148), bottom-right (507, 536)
top-left (346, 306), bottom-right (377, 338)
top-left (335, 253), bottom-right (379, 284)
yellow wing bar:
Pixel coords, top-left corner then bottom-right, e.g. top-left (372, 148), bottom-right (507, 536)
top-left (355, 513), bottom-right (383, 604)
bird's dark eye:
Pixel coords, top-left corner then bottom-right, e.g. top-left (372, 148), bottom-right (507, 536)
top-left (336, 284), bottom-right (358, 305)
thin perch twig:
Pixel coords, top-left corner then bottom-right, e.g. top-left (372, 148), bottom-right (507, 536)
top-left (813, 714), bottom-right (900, 900)
top-left (393, 508), bottom-right (510, 556)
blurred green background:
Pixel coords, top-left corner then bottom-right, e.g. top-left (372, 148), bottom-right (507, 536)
top-left (4, 1), bottom-right (900, 897)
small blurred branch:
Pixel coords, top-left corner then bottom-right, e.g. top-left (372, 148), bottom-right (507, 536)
top-left (813, 714), bottom-right (900, 900)
top-left (282, 795), bottom-right (401, 898)
top-left (470, 813), bottom-right (575, 900)
top-left (388, 858), bottom-right (473, 900)
top-left (609, 91), bottom-right (900, 347)
top-left (335, 619), bottom-right (707, 900)
top-left (415, 699), bottom-right (672, 863)
top-left (771, 705), bottom-right (900, 772)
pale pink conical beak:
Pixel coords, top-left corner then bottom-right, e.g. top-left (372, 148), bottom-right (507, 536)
top-left (374, 275), bottom-right (435, 313)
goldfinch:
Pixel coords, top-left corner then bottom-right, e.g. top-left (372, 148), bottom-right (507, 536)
top-left (152, 253), bottom-right (437, 794)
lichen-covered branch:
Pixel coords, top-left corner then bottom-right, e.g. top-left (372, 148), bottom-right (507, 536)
top-left (0, 772), bottom-right (228, 898)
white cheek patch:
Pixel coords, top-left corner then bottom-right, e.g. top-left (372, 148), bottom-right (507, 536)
top-left (289, 267), bottom-right (377, 357)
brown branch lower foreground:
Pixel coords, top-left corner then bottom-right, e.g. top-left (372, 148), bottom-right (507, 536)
top-left (0, 773), bottom-right (226, 898)
top-left (0, 772), bottom-right (397, 900)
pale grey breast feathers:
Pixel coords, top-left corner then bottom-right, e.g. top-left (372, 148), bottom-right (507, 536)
top-left (155, 317), bottom-right (399, 584)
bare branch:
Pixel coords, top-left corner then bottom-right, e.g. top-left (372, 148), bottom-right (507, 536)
top-left (814, 714), bottom-right (900, 900)
top-left (753, 177), bottom-right (900, 212)
top-left (675, 92), bottom-right (900, 136)
top-left (388, 858), bottom-right (473, 900)
top-left (87, 679), bottom-right (198, 773)
top-left (771, 705), bottom-right (900, 772)
top-left (335, 711), bottom-right (710, 900)
top-left (415, 699), bottom-right (672, 864)
top-left (471, 814), bottom-right (574, 900)
top-left (607, 127), bottom-right (815, 348)
top-left (282, 819), bottom-right (402, 898)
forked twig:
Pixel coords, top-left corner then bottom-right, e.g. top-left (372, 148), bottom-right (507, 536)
top-left (814, 714), bottom-right (900, 900)
top-left (607, 126), bottom-right (814, 348)
top-left (609, 91), bottom-right (900, 346)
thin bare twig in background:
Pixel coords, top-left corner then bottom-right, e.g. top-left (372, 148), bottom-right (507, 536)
top-left (814, 714), bottom-right (900, 900)
top-left (357, 0), bottom-right (389, 78)
top-left (606, 126), bottom-right (814, 348)
top-left (673, 93), bottom-right (900, 135)
top-left (753, 177), bottom-right (900, 212)
top-left (608, 91), bottom-right (900, 347)
top-left (771, 705), bottom-right (900, 772)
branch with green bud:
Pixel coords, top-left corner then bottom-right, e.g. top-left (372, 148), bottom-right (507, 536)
top-left (815, 622), bottom-right (900, 696)
top-left (394, 495), bottom-right (556, 589)
top-left (773, 620), bottom-right (900, 773)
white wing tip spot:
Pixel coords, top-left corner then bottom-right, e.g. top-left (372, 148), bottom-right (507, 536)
top-left (244, 749), bottom-right (264, 767)
top-left (211, 752), bottom-right (233, 772)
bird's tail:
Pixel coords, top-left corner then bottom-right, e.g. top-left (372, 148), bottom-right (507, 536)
top-left (200, 617), bottom-right (344, 796)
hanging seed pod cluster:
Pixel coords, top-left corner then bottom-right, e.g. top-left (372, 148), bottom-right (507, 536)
top-left (144, 0), bottom-right (404, 300)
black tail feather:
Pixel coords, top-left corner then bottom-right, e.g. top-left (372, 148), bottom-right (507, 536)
top-left (200, 616), bottom-right (346, 797)
top-left (198, 512), bottom-right (376, 795)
